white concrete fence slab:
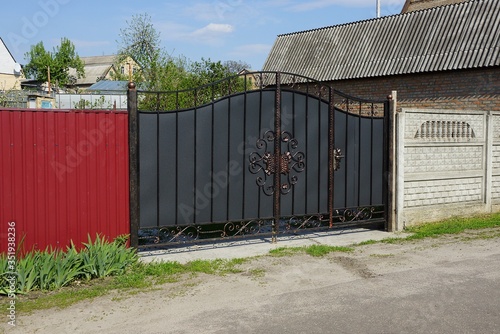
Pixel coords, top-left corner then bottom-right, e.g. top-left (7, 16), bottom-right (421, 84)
top-left (395, 108), bottom-right (500, 229)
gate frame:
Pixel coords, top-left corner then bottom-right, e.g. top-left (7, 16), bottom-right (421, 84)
top-left (128, 82), bottom-right (140, 248)
top-left (127, 72), bottom-right (394, 249)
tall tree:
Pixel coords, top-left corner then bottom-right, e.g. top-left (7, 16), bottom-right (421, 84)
top-left (24, 38), bottom-right (84, 87)
top-left (223, 60), bottom-right (252, 73)
top-left (116, 13), bottom-right (167, 90)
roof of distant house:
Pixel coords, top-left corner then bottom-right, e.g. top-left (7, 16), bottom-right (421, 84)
top-left (68, 55), bottom-right (118, 86)
top-left (262, 0), bottom-right (500, 81)
top-left (88, 80), bottom-right (129, 91)
top-left (79, 55), bottom-right (117, 65)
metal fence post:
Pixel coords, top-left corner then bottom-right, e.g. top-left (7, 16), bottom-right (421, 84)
top-left (328, 87), bottom-right (335, 228)
top-left (273, 72), bottom-right (282, 243)
top-left (386, 91), bottom-right (397, 232)
top-left (128, 82), bottom-right (139, 248)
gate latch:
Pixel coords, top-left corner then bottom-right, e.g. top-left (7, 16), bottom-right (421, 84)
top-left (334, 148), bottom-right (344, 171)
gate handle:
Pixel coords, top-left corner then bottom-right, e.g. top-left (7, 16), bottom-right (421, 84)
top-left (334, 148), bottom-right (344, 171)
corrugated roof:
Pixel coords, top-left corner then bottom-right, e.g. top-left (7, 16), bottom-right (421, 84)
top-left (66, 55), bottom-right (119, 85)
top-left (68, 64), bottom-right (113, 85)
top-left (262, 0), bottom-right (500, 81)
top-left (88, 80), bottom-right (129, 91)
top-left (80, 55), bottom-right (118, 66)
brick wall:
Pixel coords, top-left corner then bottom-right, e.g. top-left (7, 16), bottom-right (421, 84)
top-left (328, 67), bottom-right (500, 112)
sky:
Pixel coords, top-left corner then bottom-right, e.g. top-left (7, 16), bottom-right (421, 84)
top-left (2, 0), bottom-right (405, 70)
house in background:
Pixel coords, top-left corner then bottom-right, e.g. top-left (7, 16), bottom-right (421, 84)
top-left (0, 37), bottom-right (23, 90)
top-left (87, 80), bottom-right (130, 92)
top-left (68, 55), bottom-right (139, 91)
top-left (262, 0), bottom-right (499, 112)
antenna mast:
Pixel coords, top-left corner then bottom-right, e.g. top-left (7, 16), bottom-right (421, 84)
top-left (377, 0), bottom-right (381, 18)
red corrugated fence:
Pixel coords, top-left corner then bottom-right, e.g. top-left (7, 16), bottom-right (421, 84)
top-left (0, 108), bottom-right (129, 253)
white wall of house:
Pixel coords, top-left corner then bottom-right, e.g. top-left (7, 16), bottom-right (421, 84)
top-left (0, 38), bottom-right (22, 90)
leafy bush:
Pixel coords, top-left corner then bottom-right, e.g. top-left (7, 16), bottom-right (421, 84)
top-left (0, 234), bottom-right (137, 294)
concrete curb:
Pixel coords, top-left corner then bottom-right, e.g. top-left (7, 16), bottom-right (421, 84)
top-left (139, 228), bottom-right (409, 264)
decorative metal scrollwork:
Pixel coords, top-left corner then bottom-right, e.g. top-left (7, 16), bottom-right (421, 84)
top-left (283, 215), bottom-right (324, 234)
top-left (222, 220), bottom-right (264, 237)
top-left (156, 225), bottom-right (201, 244)
top-left (333, 148), bottom-right (344, 171)
top-left (335, 206), bottom-right (375, 223)
top-left (249, 130), bottom-right (305, 195)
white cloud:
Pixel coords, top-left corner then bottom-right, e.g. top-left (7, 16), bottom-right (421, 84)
top-left (192, 23), bottom-right (234, 36)
top-left (188, 23), bottom-right (235, 45)
top-left (288, 0), bottom-right (405, 11)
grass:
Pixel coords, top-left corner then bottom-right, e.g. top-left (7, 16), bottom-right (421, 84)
top-left (269, 244), bottom-right (354, 257)
top-left (249, 268), bottom-right (266, 279)
top-left (404, 213), bottom-right (500, 240)
top-left (0, 257), bottom-right (248, 314)
top-left (2, 212), bottom-right (500, 314)
top-left (350, 213), bottom-right (500, 247)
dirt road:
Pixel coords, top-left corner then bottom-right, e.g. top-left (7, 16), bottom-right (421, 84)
top-left (2, 229), bottom-right (500, 334)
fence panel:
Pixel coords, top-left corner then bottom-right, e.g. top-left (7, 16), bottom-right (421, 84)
top-left (0, 108), bottom-right (129, 253)
top-left (396, 108), bottom-right (492, 227)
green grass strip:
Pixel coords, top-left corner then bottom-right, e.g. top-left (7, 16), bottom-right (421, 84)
top-left (269, 244), bottom-right (353, 257)
top-left (405, 213), bottom-right (500, 240)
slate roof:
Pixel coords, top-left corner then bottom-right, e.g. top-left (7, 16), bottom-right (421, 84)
top-left (79, 55), bottom-right (117, 65)
top-left (88, 80), bottom-right (129, 91)
top-left (68, 55), bottom-right (118, 86)
top-left (262, 0), bottom-right (500, 81)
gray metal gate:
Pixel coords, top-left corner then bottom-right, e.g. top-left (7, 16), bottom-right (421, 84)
top-left (128, 72), bottom-right (390, 248)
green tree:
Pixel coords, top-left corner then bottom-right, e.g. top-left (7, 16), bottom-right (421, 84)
top-left (116, 13), bottom-right (168, 90)
top-left (223, 60), bottom-right (251, 73)
top-left (140, 58), bottom-right (249, 110)
top-left (24, 38), bottom-right (84, 87)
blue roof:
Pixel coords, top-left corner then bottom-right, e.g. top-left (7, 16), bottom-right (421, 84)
top-left (88, 80), bottom-right (129, 91)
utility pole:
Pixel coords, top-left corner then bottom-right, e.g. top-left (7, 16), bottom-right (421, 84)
top-left (377, 0), bottom-right (381, 18)
top-left (47, 66), bottom-right (51, 95)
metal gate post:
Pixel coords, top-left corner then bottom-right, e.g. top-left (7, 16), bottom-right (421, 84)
top-left (328, 87), bottom-right (335, 227)
top-left (273, 72), bottom-right (282, 243)
top-left (385, 91), bottom-right (397, 232)
top-left (128, 82), bottom-right (140, 248)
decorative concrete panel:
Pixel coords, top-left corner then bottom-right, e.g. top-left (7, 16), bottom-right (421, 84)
top-left (404, 145), bottom-right (483, 174)
top-left (493, 145), bottom-right (500, 170)
top-left (404, 111), bottom-right (484, 141)
top-left (492, 175), bottom-right (500, 200)
top-left (492, 114), bottom-right (500, 139)
top-left (404, 177), bottom-right (483, 208)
